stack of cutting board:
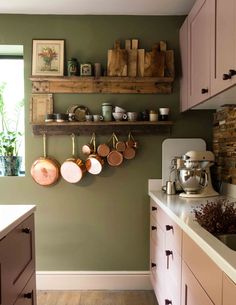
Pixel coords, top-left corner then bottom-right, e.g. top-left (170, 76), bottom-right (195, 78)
top-left (107, 39), bottom-right (174, 78)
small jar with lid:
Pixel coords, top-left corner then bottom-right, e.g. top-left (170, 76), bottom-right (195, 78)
top-left (102, 102), bottom-right (112, 122)
top-left (67, 58), bottom-right (78, 76)
top-left (149, 110), bottom-right (158, 122)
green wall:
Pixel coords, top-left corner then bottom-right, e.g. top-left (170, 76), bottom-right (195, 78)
top-left (0, 15), bottom-right (213, 271)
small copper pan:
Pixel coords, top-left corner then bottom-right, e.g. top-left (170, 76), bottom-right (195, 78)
top-left (60, 134), bottom-right (86, 183)
top-left (107, 133), bottom-right (123, 167)
top-left (123, 132), bottom-right (137, 160)
top-left (85, 134), bottom-right (104, 175)
top-left (82, 133), bottom-right (95, 156)
top-left (97, 134), bottom-right (113, 157)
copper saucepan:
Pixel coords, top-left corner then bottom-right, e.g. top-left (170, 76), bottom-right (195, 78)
top-left (85, 133), bottom-right (104, 175)
top-left (31, 134), bottom-right (61, 186)
top-left (107, 133), bottom-right (123, 167)
top-left (123, 132), bottom-right (137, 160)
top-left (60, 134), bottom-right (86, 183)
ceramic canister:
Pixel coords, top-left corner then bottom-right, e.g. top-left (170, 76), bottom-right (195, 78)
top-left (102, 102), bottom-right (112, 122)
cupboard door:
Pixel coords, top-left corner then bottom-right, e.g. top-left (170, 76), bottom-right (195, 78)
top-left (180, 17), bottom-right (189, 112)
top-left (211, 0), bottom-right (236, 95)
top-left (188, 0), bottom-right (212, 107)
top-left (223, 274), bottom-right (236, 305)
top-left (182, 262), bottom-right (214, 305)
top-left (183, 232), bottom-right (222, 305)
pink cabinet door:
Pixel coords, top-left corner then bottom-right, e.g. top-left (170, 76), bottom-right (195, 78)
top-left (180, 17), bottom-right (189, 112)
top-left (223, 274), bottom-right (236, 305)
top-left (188, 0), bottom-right (213, 107)
top-left (211, 0), bottom-right (236, 95)
top-left (182, 262), bottom-right (214, 305)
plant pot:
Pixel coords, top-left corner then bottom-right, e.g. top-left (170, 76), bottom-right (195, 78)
top-left (0, 156), bottom-right (22, 176)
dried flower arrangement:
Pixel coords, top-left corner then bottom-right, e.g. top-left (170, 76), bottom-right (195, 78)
top-left (193, 198), bottom-right (236, 235)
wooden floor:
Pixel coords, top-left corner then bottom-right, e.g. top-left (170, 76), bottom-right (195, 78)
top-left (37, 290), bottom-right (158, 305)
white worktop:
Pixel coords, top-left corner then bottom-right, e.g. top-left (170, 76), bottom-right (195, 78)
top-left (0, 205), bottom-right (36, 239)
top-left (149, 190), bottom-right (236, 283)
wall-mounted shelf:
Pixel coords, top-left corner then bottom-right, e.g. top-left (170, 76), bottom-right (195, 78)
top-left (31, 121), bottom-right (173, 135)
top-left (30, 76), bottom-right (174, 94)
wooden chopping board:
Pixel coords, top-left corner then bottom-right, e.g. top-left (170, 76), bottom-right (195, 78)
top-left (144, 43), bottom-right (165, 77)
top-left (107, 41), bottom-right (128, 76)
top-left (125, 39), bottom-right (138, 77)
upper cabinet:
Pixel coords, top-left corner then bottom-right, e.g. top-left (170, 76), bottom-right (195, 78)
top-left (211, 0), bottom-right (236, 95)
top-left (188, 0), bottom-right (212, 107)
top-left (180, 0), bottom-right (236, 111)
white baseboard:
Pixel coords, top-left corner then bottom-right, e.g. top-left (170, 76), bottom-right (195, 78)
top-left (36, 271), bottom-right (152, 290)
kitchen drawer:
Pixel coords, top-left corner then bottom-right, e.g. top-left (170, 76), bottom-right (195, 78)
top-left (0, 214), bottom-right (35, 305)
top-left (182, 261), bottom-right (214, 305)
top-left (155, 205), bottom-right (182, 255)
top-left (223, 273), bottom-right (236, 305)
top-left (183, 232), bottom-right (222, 305)
top-left (150, 198), bottom-right (159, 223)
top-left (14, 274), bottom-right (36, 305)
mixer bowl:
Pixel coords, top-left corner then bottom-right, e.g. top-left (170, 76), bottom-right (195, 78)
top-left (177, 167), bottom-right (208, 194)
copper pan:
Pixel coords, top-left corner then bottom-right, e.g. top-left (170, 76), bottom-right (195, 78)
top-left (82, 133), bottom-right (95, 156)
top-left (107, 133), bottom-right (123, 167)
top-left (123, 132), bottom-right (137, 160)
top-left (85, 133), bottom-right (104, 175)
top-left (60, 134), bottom-right (86, 183)
top-left (31, 134), bottom-right (60, 186)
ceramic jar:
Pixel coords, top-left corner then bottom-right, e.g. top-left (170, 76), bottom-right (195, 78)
top-left (102, 102), bottom-right (112, 122)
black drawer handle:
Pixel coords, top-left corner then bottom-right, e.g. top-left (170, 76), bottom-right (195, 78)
top-left (201, 88), bottom-right (208, 94)
top-left (151, 262), bottom-right (156, 268)
top-left (151, 226), bottom-right (157, 231)
top-left (165, 225), bottom-right (173, 231)
top-left (151, 206), bottom-right (157, 211)
top-left (22, 227), bottom-right (31, 234)
top-left (223, 73), bottom-right (231, 80)
top-left (24, 292), bottom-right (32, 299)
top-left (165, 299), bottom-right (172, 305)
top-left (165, 250), bottom-right (173, 256)
top-left (229, 69), bottom-right (236, 77)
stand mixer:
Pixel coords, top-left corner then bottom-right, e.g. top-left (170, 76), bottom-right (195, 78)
top-left (177, 151), bottom-right (219, 198)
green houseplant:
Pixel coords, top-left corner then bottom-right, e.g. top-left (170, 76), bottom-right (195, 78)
top-left (0, 82), bottom-right (23, 176)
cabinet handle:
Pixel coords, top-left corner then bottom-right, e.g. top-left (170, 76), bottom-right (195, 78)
top-left (223, 73), bottom-right (231, 80)
top-left (22, 227), bottom-right (31, 234)
top-left (151, 206), bottom-right (157, 211)
top-left (165, 250), bottom-right (173, 256)
top-left (201, 88), bottom-right (208, 94)
top-left (165, 299), bottom-right (172, 305)
top-left (165, 250), bottom-right (173, 269)
top-left (165, 225), bottom-right (173, 231)
top-left (151, 226), bottom-right (157, 231)
top-left (229, 69), bottom-right (236, 77)
top-left (24, 292), bottom-right (32, 299)
top-left (151, 262), bottom-right (156, 268)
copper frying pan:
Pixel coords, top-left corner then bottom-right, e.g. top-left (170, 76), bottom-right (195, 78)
top-left (31, 134), bottom-right (60, 186)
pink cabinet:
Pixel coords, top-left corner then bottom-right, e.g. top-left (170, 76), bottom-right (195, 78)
top-left (187, 0), bottom-right (212, 108)
top-left (182, 261), bottom-right (214, 305)
top-left (150, 199), bottom-right (182, 305)
top-left (223, 274), bottom-right (236, 305)
top-left (211, 0), bottom-right (236, 95)
top-left (179, 17), bottom-right (188, 112)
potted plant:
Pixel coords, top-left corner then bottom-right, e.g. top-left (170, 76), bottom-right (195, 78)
top-left (0, 82), bottom-right (23, 176)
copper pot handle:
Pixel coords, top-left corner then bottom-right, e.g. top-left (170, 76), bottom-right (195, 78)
top-left (71, 133), bottom-right (76, 158)
top-left (43, 133), bottom-right (47, 158)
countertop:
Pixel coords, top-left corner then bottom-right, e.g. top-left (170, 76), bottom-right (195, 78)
top-left (0, 205), bottom-right (36, 239)
top-left (149, 190), bottom-right (236, 283)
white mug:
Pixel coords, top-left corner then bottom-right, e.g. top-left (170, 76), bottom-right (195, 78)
top-left (93, 114), bottom-right (103, 122)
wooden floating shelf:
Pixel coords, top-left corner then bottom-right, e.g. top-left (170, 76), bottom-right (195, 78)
top-left (30, 76), bottom-right (174, 94)
top-left (31, 121), bottom-right (174, 135)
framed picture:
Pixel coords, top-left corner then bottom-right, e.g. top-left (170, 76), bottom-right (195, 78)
top-left (32, 39), bottom-right (64, 76)
top-left (30, 94), bottom-right (53, 123)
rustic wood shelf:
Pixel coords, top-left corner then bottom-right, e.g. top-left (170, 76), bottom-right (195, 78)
top-left (31, 121), bottom-right (173, 135)
top-left (30, 76), bottom-right (174, 94)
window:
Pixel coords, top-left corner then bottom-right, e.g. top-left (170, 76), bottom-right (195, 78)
top-left (0, 45), bottom-right (25, 176)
